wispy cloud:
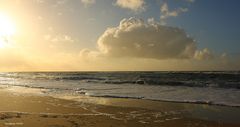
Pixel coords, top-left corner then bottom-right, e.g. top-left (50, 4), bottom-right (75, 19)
top-left (194, 48), bottom-right (214, 60)
top-left (160, 2), bottom-right (189, 25)
top-left (115, 0), bottom-right (145, 12)
top-left (185, 0), bottom-right (195, 3)
top-left (35, 0), bottom-right (45, 4)
top-left (81, 0), bottom-right (95, 7)
top-left (44, 34), bottom-right (74, 43)
top-left (159, 0), bottom-right (196, 25)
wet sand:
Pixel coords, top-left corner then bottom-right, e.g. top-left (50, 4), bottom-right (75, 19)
top-left (0, 89), bottom-right (240, 127)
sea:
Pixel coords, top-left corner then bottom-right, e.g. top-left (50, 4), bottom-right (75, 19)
top-left (0, 71), bottom-right (240, 107)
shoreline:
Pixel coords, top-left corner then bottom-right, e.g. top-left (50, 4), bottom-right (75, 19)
top-left (0, 85), bottom-right (240, 108)
top-left (0, 87), bottom-right (240, 127)
top-left (2, 84), bottom-right (240, 108)
top-left (89, 95), bottom-right (240, 108)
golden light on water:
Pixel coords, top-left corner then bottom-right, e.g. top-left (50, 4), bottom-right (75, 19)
top-left (0, 13), bottom-right (16, 48)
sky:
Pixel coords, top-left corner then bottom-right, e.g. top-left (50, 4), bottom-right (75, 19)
top-left (0, 0), bottom-right (239, 71)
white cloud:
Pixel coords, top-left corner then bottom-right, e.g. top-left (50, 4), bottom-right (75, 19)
top-left (56, 0), bottom-right (67, 5)
top-left (37, 16), bottom-right (43, 20)
top-left (160, 2), bottom-right (188, 25)
top-left (194, 48), bottom-right (214, 60)
top-left (81, 0), bottom-right (95, 7)
top-left (220, 53), bottom-right (227, 59)
top-left (79, 48), bottom-right (99, 60)
top-left (186, 0), bottom-right (195, 3)
top-left (44, 34), bottom-right (74, 43)
top-left (96, 17), bottom-right (198, 59)
top-left (35, 0), bottom-right (45, 4)
top-left (115, 0), bottom-right (145, 12)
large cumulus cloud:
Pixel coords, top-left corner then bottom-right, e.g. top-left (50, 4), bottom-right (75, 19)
top-left (97, 17), bottom-right (200, 59)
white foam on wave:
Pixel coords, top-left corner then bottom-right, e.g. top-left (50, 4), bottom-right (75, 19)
top-left (82, 84), bottom-right (240, 107)
top-left (1, 80), bottom-right (240, 107)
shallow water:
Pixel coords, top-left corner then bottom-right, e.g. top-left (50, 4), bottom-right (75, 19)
top-left (0, 71), bottom-right (240, 107)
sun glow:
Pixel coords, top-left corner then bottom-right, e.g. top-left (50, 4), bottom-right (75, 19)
top-left (0, 13), bottom-right (16, 48)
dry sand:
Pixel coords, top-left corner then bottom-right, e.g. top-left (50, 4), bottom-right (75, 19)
top-left (0, 88), bottom-right (239, 127)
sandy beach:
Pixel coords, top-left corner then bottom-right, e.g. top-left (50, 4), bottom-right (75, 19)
top-left (0, 87), bottom-right (239, 127)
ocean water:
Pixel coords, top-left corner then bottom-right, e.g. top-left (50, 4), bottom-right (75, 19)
top-left (0, 71), bottom-right (240, 107)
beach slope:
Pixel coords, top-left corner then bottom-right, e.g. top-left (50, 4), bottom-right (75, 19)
top-left (0, 89), bottom-right (239, 127)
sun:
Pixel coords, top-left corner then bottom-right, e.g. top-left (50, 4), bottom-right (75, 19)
top-left (0, 13), bottom-right (16, 48)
